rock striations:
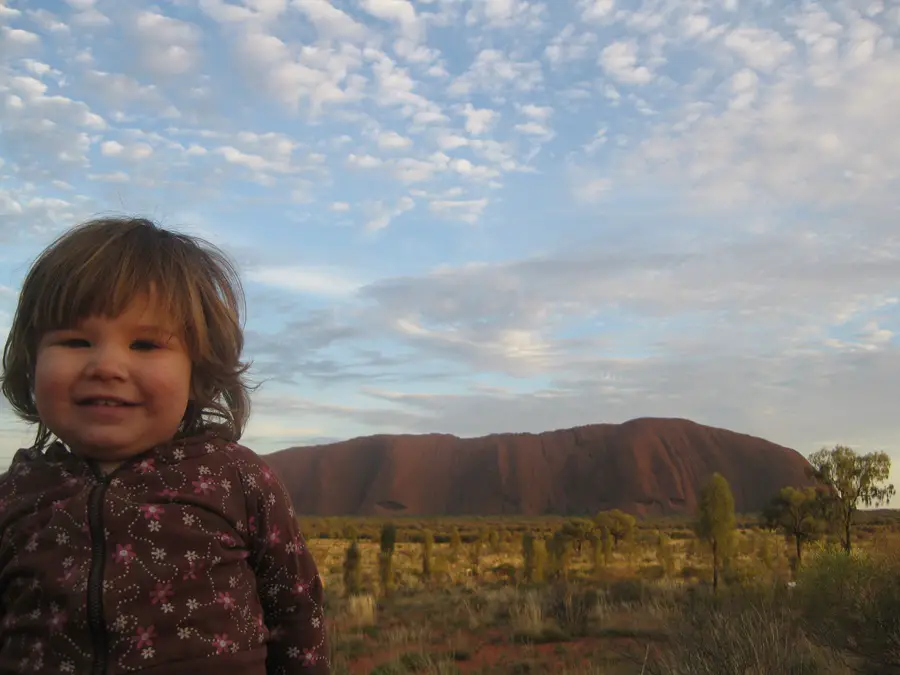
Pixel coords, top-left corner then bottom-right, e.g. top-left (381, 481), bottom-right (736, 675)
top-left (264, 417), bottom-right (814, 517)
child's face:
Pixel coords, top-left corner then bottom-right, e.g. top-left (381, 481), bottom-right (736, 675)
top-left (32, 293), bottom-right (192, 467)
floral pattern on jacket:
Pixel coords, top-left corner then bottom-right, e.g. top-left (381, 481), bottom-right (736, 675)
top-left (0, 432), bottom-right (330, 674)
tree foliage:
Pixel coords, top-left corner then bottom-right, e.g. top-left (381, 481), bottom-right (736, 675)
top-left (695, 472), bottom-right (737, 593)
top-left (807, 445), bottom-right (895, 553)
top-left (762, 486), bottom-right (826, 565)
top-left (594, 509), bottom-right (635, 548)
top-left (560, 518), bottom-right (594, 554)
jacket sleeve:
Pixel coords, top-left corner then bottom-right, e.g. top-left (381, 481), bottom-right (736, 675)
top-left (238, 449), bottom-right (330, 674)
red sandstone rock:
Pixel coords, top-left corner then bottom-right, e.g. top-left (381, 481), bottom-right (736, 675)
top-left (264, 417), bottom-right (814, 516)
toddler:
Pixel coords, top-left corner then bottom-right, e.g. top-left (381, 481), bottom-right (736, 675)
top-left (0, 217), bottom-right (330, 674)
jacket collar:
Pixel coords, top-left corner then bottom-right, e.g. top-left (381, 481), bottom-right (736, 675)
top-left (11, 431), bottom-right (224, 478)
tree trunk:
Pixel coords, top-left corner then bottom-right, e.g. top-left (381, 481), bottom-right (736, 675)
top-left (843, 512), bottom-right (852, 554)
top-left (795, 535), bottom-right (802, 564)
top-left (712, 540), bottom-right (719, 594)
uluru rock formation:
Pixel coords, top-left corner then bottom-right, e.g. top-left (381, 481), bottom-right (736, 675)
top-left (264, 417), bottom-right (815, 517)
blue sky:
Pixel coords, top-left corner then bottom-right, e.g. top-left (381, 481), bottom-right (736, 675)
top-left (1, 0), bottom-right (899, 506)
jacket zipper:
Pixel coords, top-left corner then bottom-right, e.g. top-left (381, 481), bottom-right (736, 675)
top-left (87, 476), bottom-right (110, 675)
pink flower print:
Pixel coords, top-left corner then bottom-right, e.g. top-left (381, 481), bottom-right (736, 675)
top-left (182, 560), bottom-right (205, 580)
top-left (216, 591), bottom-right (235, 609)
top-left (294, 580), bottom-right (309, 596)
top-left (52, 498), bottom-right (69, 511)
top-left (140, 504), bottom-right (164, 520)
top-left (248, 516), bottom-right (257, 535)
top-left (303, 649), bottom-right (317, 665)
top-left (218, 532), bottom-right (235, 547)
top-left (267, 525), bottom-right (281, 545)
top-left (133, 626), bottom-right (156, 649)
top-left (49, 610), bottom-right (67, 631)
top-left (160, 489), bottom-right (179, 499)
top-left (192, 478), bottom-right (215, 495)
top-left (261, 467), bottom-right (274, 483)
top-left (135, 458), bottom-right (156, 474)
top-left (150, 583), bottom-right (172, 605)
top-left (213, 634), bottom-right (232, 654)
top-left (114, 544), bottom-right (136, 565)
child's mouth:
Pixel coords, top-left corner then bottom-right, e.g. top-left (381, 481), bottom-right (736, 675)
top-left (77, 398), bottom-right (138, 407)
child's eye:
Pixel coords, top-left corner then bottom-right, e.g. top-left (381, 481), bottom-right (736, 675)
top-left (131, 340), bottom-right (161, 351)
top-left (60, 338), bottom-right (90, 348)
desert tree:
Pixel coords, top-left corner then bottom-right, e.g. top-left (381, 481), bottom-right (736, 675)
top-left (546, 529), bottom-right (573, 581)
top-left (656, 532), bottom-right (676, 578)
top-left (560, 518), bottom-right (594, 555)
top-left (421, 528), bottom-right (434, 581)
top-left (378, 522), bottom-right (397, 595)
top-left (762, 486), bottom-right (826, 566)
top-left (449, 527), bottom-right (462, 561)
top-left (594, 509), bottom-right (636, 549)
top-left (695, 472), bottom-right (737, 593)
top-left (522, 531), bottom-right (547, 583)
top-left (342, 539), bottom-right (363, 597)
top-left (807, 444), bottom-right (895, 554)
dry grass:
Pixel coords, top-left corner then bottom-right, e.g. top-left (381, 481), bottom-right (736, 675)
top-left (312, 522), bottom-right (900, 675)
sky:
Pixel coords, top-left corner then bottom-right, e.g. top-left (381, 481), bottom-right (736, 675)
top-left (0, 0), bottom-right (898, 506)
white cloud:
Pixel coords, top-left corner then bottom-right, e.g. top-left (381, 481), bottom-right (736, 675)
top-left (447, 49), bottom-right (543, 96)
top-left (232, 30), bottom-right (365, 114)
top-left (579, 0), bottom-right (614, 22)
top-left (133, 11), bottom-right (202, 76)
top-left (365, 195), bottom-right (414, 231)
top-left (330, 201), bottom-right (350, 212)
top-left (247, 266), bottom-right (361, 295)
top-left (88, 171), bottom-right (130, 182)
top-left (292, 0), bottom-right (369, 42)
top-left (359, 0), bottom-right (420, 39)
top-left (460, 103), bottom-right (496, 135)
top-left (348, 153), bottom-right (383, 168)
top-left (0, 1), bottom-right (21, 20)
top-left (428, 197), bottom-right (488, 223)
top-left (0, 25), bottom-right (40, 52)
top-left (545, 24), bottom-right (597, 65)
top-left (24, 9), bottom-right (69, 32)
top-left (519, 103), bottom-right (553, 120)
top-left (723, 27), bottom-right (795, 72)
top-left (600, 41), bottom-right (653, 84)
top-left (376, 130), bottom-right (413, 150)
top-left (514, 121), bottom-right (554, 140)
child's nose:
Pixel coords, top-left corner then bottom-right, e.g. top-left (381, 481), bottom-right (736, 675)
top-left (83, 345), bottom-right (129, 380)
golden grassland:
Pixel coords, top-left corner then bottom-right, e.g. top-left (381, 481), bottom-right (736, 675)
top-left (297, 512), bottom-right (900, 675)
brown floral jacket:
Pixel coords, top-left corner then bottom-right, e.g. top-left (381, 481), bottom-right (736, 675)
top-left (0, 432), bottom-right (330, 675)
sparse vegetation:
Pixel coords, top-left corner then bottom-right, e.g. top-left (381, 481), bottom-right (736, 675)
top-left (303, 447), bottom-right (896, 674)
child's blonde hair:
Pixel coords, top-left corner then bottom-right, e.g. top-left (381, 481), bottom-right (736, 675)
top-left (1, 216), bottom-right (252, 450)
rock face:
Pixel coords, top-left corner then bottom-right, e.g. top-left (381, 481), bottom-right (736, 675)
top-left (264, 417), bottom-right (814, 517)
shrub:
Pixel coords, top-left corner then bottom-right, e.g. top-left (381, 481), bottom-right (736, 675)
top-left (795, 547), bottom-right (900, 670)
top-left (653, 588), bottom-right (845, 675)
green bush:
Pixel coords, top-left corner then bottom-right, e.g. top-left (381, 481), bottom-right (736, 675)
top-left (795, 547), bottom-right (900, 670)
